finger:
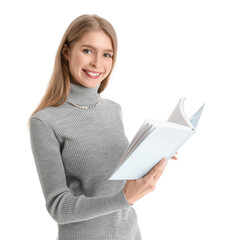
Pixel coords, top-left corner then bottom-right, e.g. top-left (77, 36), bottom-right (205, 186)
top-left (171, 155), bottom-right (178, 160)
top-left (153, 161), bottom-right (168, 181)
top-left (145, 158), bottom-right (167, 179)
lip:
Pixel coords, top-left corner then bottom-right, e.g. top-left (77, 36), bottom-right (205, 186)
top-left (83, 69), bottom-right (102, 74)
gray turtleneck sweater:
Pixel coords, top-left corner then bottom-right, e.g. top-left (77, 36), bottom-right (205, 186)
top-left (29, 82), bottom-right (142, 240)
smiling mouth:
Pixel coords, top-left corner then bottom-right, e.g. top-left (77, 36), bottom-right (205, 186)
top-left (83, 69), bottom-right (102, 79)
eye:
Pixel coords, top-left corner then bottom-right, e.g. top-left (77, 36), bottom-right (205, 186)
top-left (104, 53), bottom-right (113, 58)
top-left (82, 49), bottom-right (92, 54)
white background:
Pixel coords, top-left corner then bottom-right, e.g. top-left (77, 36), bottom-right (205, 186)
top-left (1, 0), bottom-right (227, 239)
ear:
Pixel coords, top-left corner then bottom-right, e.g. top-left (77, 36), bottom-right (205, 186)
top-left (62, 44), bottom-right (69, 60)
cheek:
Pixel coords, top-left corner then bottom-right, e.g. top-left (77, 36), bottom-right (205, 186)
top-left (69, 53), bottom-right (84, 69)
top-left (105, 60), bottom-right (113, 72)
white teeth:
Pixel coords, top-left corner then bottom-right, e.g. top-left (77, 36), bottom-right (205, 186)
top-left (85, 70), bottom-right (100, 76)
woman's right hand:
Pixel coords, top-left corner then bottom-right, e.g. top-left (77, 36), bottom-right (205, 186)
top-left (123, 158), bottom-right (168, 205)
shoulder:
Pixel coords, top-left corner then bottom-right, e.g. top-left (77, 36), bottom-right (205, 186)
top-left (31, 106), bottom-right (55, 122)
top-left (101, 98), bottom-right (122, 110)
top-left (101, 98), bottom-right (123, 120)
top-left (30, 103), bottom-right (69, 127)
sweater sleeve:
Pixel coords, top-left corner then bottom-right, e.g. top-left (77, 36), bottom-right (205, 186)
top-left (29, 117), bottom-right (131, 225)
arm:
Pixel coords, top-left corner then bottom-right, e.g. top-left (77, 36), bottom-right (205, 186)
top-left (29, 117), bottom-right (130, 225)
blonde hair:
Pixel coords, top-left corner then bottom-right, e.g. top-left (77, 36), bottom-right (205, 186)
top-left (27, 14), bottom-right (118, 128)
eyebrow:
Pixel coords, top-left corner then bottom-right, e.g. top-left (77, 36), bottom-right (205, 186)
top-left (80, 44), bottom-right (113, 53)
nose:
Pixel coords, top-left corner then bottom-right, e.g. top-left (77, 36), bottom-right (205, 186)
top-left (90, 54), bottom-right (103, 69)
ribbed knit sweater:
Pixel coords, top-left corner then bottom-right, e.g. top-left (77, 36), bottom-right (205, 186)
top-left (29, 82), bottom-right (142, 240)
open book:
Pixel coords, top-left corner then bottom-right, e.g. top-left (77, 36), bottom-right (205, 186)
top-left (109, 97), bottom-right (205, 180)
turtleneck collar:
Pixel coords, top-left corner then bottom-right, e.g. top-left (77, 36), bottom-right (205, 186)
top-left (66, 82), bottom-right (101, 106)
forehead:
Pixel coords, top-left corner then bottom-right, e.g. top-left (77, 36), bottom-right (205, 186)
top-left (75, 31), bottom-right (113, 50)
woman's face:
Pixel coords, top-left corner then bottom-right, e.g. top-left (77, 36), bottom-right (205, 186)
top-left (62, 30), bottom-right (114, 88)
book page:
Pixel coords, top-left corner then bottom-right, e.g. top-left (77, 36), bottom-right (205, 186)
top-left (122, 125), bottom-right (155, 161)
top-left (111, 120), bottom-right (192, 178)
top-left (109, 123), bottom-right (194, 180)
top-left (189, 103), bottom-right (205, 128)
top-left (167, 97), bottom-right (194, 129)
top-left (111, 121), bottom-right (153, 174)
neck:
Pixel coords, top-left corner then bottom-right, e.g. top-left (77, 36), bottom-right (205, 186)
top-left (66, 82), bottom-right (101, 106)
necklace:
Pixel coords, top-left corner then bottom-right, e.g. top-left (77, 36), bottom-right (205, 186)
top-left (69, 100), bottom-right (101, 110)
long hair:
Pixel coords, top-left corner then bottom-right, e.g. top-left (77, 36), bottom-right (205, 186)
top-left (27, 14), bottom-right (118, 128)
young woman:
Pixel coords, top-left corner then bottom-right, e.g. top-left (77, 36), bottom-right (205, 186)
top-left (28, 14), bottom-right (177, 240)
